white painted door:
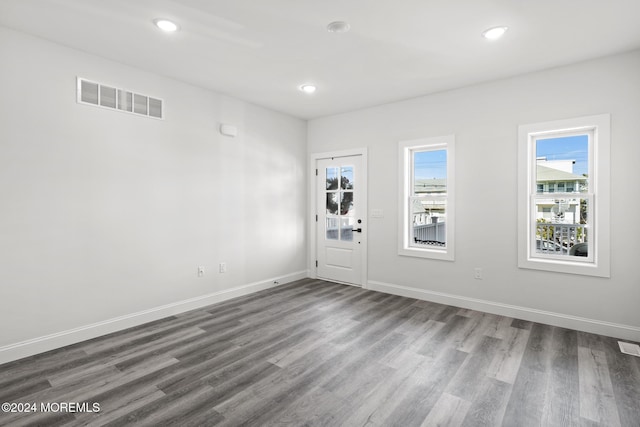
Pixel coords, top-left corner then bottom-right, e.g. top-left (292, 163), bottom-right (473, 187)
top-left (316, 155), bottom-right (365, 285)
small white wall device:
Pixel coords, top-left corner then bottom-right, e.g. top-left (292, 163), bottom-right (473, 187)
top-left (219, 124), bottom-right (238, 137)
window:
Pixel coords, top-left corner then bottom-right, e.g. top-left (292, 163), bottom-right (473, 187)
top-left (325, 165), bottom-right (355, 241)
top-left (518, 114), bottom-right (610, 277)
top-left (399, 135), bottom-right (455, 260)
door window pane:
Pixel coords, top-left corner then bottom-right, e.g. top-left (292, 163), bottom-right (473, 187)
top-left (341, 166), bottom-right (354, 189)
top-left (326, 168), bottom-right (339, 190)
top-left (323, 162), bottom-right (358, 243)
top-left (326, 218), bottom-right (338, 240)
top-left (340, 218), bottom-right (355, 242)
top-left (326, 193), bottom-right (339, 215)
top-left (340, 192), bottom-right (354, 216)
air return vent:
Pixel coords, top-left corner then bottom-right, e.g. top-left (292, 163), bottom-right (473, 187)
top-left (618, 341), bottom-right (640, 357)
top-left (77, 78), bottom-right (163, 119)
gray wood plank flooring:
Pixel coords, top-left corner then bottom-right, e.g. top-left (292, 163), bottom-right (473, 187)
top-left (1, 278), bottom-right (639, 426)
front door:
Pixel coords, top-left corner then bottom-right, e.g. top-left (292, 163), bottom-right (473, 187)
top-left (316, 155), bottom-right (364, 285)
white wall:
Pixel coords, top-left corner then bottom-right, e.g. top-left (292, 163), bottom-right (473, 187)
top-left (0, 27), bottom-right (307, 361)
top-left (308, 50), bottom-right (640, 340)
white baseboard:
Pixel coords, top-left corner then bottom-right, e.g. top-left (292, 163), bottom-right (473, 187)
top-left (367, 280), bottom-right (640, 342)
top-left (0, 271), bottom-right (307, 365)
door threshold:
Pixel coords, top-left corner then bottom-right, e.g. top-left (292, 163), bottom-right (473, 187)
top-left (317, 278), bottom-right (362, 288)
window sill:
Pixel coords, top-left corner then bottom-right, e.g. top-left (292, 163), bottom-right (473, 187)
top-left (398, 246), bottom-right (454, 261)
top-left (518, 256), bottom-right (609, 278)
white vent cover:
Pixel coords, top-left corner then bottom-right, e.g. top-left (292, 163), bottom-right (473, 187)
top-left (77, 78), bottom-right (163, 119)
top-left (618, 341), bottom-right (640, 357)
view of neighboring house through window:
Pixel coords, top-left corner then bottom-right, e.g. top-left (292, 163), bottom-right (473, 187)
top-left (534, 134), bottom-right (590, 259)
top-left (398, 135), bottom-right (455, 261)
top-left (518, 114), bottom-right (610, 277)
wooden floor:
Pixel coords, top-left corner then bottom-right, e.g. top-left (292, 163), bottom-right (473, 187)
top-left (1, 279), bottom-right (639, 427)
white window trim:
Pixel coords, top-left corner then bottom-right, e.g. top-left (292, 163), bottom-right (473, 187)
top-left (518, 114), bottom-right (610, 277)
top-left (398, 135), bottom-right (455, 261)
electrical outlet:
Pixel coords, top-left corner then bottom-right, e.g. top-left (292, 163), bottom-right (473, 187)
top-left (219, 262), bottom-right (227, 273)
top-left (198, 266), bottom-right (205, 277)
top-left (474, 267), bottom-right (483, 280)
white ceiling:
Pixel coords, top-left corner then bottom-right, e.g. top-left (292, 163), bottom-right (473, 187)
top-left (1, 0), bottom-right (639, 119)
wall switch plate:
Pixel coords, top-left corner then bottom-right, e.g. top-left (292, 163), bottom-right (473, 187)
top-left (219, 262), bottom-right (227, 273)
top-left (197, 266), bottom-right (205, 277)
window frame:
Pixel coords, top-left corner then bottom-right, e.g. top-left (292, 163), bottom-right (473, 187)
top-left (398, 135), bottom-right (455, 261)
top-left (518, 114), bottom-right (610, 277)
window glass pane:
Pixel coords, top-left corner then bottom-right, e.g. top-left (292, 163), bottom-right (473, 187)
top-left (413, 198), bottom-right (446, 221)
top-left (326, 218), bottom-right (338, 240)
top-left (326, 167), bottom-right (339, 190)
top-left (412, 198), bottom-right (446, 247)
top-left (414, 149), bottom-right (447, 196)
top-left (535, 197), bottom-right (586, 224)
top-left (535, 135), bottom-right (588, 194)
top-left (341, 166), bottom-right (354, 189)
top-left (534, 197), bottom-right (589, 257)
top-left (326, 192), bottom-right (339, 215)
top-left (340, 192), bottom-right (354, 216)
top-left (134, 94), bottom-right (148, 115)
top-left (99, 85), bottom-right (116, 108)
top-left (578, 197), bottom-right (589, 225)
top-left (400, 135), bottom-right (454, 260)
top-left (80, 80), bottom-right (99, 105)
top-left (117, 90), bottom-right (133, 112)
top-left (520, 115), bottom-right (609, 276)
top-left (340, 218), bottom-right (355, 242)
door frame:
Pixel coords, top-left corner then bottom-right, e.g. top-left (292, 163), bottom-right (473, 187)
top-left (309, 147), bottom-right (368, 287)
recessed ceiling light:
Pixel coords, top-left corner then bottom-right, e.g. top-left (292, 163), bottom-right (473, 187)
top-left (154, 19), bottom-right (179, 32)
top-left (327, 21), bottom-right (350, 33)
top-left (482, 26), bottom-right (508, 40)
top-left (299, 84), bottom-right (317, 94)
